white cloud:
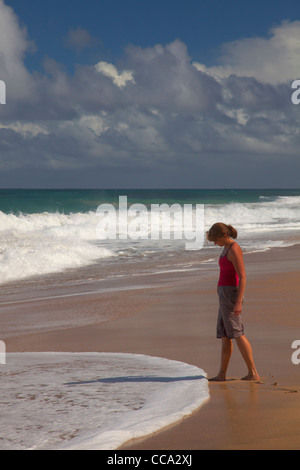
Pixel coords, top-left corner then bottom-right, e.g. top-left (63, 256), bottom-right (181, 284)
top-left (193, 20), bottom-right (300, 84)
top-left (95, 61), bottom-right (135, 88)
top-left (0, 1), bottom-right (299, 187)
top-left (78, 114), bottom-right (109, 136)
top-left (0, 0), bottom-right (35, 99)
top-left (0, 122), bottom-right (49, 137)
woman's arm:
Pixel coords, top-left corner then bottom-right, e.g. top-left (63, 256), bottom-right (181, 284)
top-left (228, 243), bottom-right (246, 316)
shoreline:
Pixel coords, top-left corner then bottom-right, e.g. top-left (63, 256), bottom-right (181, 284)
top-left (3, 244), bottom-right (300, 450)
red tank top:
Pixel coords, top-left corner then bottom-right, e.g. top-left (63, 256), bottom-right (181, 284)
top-left (218, 243), bottom-right (239, 286)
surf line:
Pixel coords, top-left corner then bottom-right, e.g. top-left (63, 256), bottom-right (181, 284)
top-left (0, 283), bottom-right (165, 306)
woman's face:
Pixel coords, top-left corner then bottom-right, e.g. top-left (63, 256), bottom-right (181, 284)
top-left (214, 235), bottom-right (227, 247)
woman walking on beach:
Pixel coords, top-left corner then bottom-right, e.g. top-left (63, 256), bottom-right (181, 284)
top-left (207, 223), bottom-right (259, 382)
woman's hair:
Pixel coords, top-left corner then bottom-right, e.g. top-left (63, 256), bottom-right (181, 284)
top-left (206, 223), bottom-right (238, 242)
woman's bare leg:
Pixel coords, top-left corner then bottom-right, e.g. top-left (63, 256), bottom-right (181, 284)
top-left (209, 337), bottom-right (233, 381)
top-left (235, 335), bottom-right (260, 381)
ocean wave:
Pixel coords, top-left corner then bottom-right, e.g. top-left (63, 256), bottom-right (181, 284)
top-left (0, 193), bottom-right (299, 283)
top-left (204, 197), bottom-right (300, 231)
top-left (0, 211), bottom-right (114, 284)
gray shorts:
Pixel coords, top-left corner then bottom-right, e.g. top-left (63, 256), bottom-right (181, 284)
top-left (217, 286), bottom-right (245, 339)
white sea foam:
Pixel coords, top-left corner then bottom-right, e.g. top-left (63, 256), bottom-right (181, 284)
top-left (0, 195), bottom-right (299, 284)
top-left (0, 352), bottom-right (209, 450)
top-left (0, 211), bottom-right (114, 284)
top-left (204, 197), bottom-right (300, 233)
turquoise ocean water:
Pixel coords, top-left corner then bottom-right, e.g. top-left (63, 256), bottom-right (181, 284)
top-left (1, 188), bottom-right (300, 214)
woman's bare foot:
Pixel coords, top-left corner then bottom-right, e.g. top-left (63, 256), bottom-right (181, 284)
top-left (208, 374), bottom-right (226, 382)
top-left (241, 373), bottom-right (260, 381)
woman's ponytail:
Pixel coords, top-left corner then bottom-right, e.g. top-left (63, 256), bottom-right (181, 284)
top-left (227, 225), bottom-right (238, 239)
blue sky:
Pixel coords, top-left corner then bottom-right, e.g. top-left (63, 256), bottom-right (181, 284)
top-left (0, 0), bottom-right (300, 188)
top-left (8, 0), bottom-right (300, 70)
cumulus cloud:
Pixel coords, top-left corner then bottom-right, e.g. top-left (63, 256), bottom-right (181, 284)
top-left (0, 121), bottom-right (49, 138)
top-left (95, 61), bottom-right (135, 88)
top-left (0, 0), bottom-right (35, 100)
top-left (0, 0), bottom-right (299, 187)
top-left (193, 20), bottom-right (300, 84)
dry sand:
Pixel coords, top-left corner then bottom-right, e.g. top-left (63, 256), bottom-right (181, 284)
top-left (4, 244), bottom-right (300, 450)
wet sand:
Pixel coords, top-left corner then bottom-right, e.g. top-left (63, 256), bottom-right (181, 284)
top-left (4, 244), bottom-right (300, 450)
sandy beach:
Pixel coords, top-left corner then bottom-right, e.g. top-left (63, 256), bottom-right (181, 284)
top-left (2, 0), bottom-right (300, 452)
top-left (4, 244), bottom-right (300, 450)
